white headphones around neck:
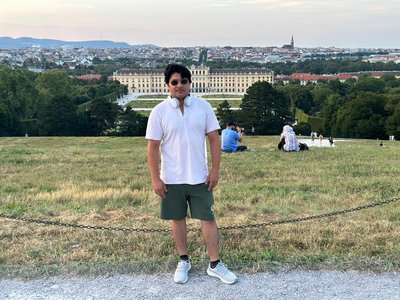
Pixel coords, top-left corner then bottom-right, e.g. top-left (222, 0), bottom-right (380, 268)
top-left (168, 95), bottom-right (192, 108)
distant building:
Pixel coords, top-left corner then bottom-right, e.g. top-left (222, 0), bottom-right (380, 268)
top-left (282, 35), bottom-right (295, 50)
top-left (77, 74), bottom-right (102, 80)
top-left (113, 65), bottom-right (274, 94)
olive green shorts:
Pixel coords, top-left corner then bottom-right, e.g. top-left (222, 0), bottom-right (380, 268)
top-left (161, 183), bottom-right (215, 221)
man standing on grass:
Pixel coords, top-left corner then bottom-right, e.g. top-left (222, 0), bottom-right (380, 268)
top-left (146, 63), bottom-right (238, 285)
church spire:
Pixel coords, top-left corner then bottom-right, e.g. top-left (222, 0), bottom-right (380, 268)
top-left (291, 35), bottom-right (294, 48)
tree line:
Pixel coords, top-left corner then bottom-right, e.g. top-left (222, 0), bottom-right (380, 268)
top-left (0, 67), bottom-right (147, 136)
top-left (1, 67), bottom-right (399, 139)
top-left (216, 75), bottom-right (400, 140)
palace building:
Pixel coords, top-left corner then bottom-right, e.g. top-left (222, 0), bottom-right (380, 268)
top-left (113, 65), bottom-right (274, 94)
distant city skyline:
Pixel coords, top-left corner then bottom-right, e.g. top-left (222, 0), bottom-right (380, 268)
top-left (1, 0), bottom-right (399, 48)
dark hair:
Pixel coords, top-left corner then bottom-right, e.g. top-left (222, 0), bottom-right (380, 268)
top-left (227, 121), bottom-right (237, 127)
top-left (164, 63), bottom-right (192, 84)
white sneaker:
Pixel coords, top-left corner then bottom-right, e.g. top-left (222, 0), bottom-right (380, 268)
top-left (207, 261), bottom-right (238, 284)
top-left (174, 260), bottom-right (191, 284)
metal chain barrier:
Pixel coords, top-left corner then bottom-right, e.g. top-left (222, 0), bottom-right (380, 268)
top-left (219, 196), bottom-right (400, 231)
top-left (0, 196), bottom-right (399, 233)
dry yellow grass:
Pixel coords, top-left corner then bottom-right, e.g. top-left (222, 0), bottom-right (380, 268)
top-left (0, 136), bottom-right (399, 278)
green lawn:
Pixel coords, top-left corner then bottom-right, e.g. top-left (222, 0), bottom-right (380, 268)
top-left (0, 137), bottom-right (399, 278)
top-left (137, 94), bottom-right (166, 99)
top-left (128, 100), bottom-right (162, 108)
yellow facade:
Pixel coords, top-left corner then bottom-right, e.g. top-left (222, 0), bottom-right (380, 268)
top-left (113, 65), bottom-right (274, 94)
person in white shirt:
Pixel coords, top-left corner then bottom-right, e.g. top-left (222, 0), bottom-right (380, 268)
top-left (146, 63), bottom-right (237, 285)
top-left (279, 125), bottom-right (300, 152)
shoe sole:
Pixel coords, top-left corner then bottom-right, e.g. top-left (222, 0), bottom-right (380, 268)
top-left (207, 268), bottom-right (238, 284)
top-left (174, 265), bottom-right (191, 284)
top-left (174, 277), bottom-right (188, 284)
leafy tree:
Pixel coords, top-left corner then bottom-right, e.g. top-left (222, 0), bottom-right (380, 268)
top-left (0, 67), bottom-right (129, 136)
top-left (0, 103), bottom-right (11, 135)
top-left (384, 94), bottom-right (400, 139)
top-left (385, 105), bottom-right (400, 140)
top-left (327, 79), bottom-right (350, 97)
top-left (381, 75), bottom-right (400, 89)
top-left (38, 95), bottom-right (78, 136)
top-left (311, 85), bottom-right (335, 113)
top-left (281, 84), bottom-right (314, 114)
top-left (35, 70), bottom-right (74, 98)
top-left (351, 75), bottom-right (386, 94)
top-left (92, 57), bottom-right (102, 64)
top-left (75, 108), bottom-right (94, 136)
top-left (0, 67), bottom-right (40, 135)
top-left (74, 94), bottom-right (91, 105)
top-left (89, 97), bottom-right (121, 135)
top-left (381, 74), bottom-right (397, 83)
top-left (321, 94), bottom-right (341, 136)
top-left (334, 92), bottom-right (388, 138)
top-left (240, 81), bottom-right (292, 135)
top-left (216, 100), bottom-right (234, 129)
top-left (293, 122), bottom-right (311, 136)
top-left (118, 107), bottom-right (148, 136)
top-left (384, 94), bottom-right (400, 115)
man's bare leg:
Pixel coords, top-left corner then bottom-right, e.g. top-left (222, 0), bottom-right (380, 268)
top-left (201, 220), bottom-right (219, 261)
top-left (172, 219), bottom-right (188, 255)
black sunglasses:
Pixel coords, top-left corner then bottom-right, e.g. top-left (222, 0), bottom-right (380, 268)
top-left (170, 79), bottom-right (189, 86)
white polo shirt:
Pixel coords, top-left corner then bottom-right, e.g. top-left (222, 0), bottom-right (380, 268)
top-left (145, 96), bottom-right (220, 184)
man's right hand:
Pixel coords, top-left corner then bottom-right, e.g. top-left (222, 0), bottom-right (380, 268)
top-left (152, 177), bottom-right (167, 198)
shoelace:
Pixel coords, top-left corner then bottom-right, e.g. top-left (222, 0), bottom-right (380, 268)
top-left (176, 261), bottom-right (189, 271)
top-left (215, 263), bottom-right (229, 274)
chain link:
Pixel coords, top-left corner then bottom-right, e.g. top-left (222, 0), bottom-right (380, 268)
top-left (218, 196), bottom-right (400, 230)
top-left (0, 196), bottom-right (399, 233)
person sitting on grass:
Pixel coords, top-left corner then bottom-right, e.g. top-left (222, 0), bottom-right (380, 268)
top-left (278, 125), bottom-right (299, 152)
top-left (221, 121), bottom-right (247, 152)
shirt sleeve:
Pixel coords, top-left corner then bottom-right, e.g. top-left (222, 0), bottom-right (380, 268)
top-left (234, 131), bottom-right (240, 140)
top-left (145, 107), bottom-right (163, 141)
top-left (204, 101), bottom-right (220, 134)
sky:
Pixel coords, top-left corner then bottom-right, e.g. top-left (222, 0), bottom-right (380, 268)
top-left (1, 0), bottom-right (399, 48)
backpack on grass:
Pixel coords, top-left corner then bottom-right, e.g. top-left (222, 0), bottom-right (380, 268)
top-left (299, 142), bottom-right (309, 151)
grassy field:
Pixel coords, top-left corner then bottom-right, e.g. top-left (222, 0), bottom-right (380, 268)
top-left (137, 94), bottom-right (166, 99)
top-left (128, 100), bottom-right (162, 108)
top-left (0, 137), bottom-right (399, 278)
